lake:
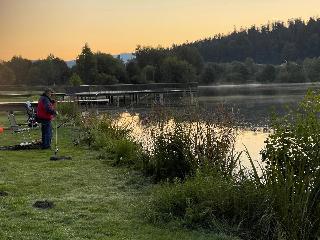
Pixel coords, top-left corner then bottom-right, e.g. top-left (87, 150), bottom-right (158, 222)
top-left (198, 82), bottom-right (320, 126)
top-left (199, 83), bottom-right (320, 164)
top-left (119, 82), bottom-right (320, 167)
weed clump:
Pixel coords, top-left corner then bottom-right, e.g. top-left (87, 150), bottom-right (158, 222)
top-left (143, 106), bottom-right (238, 182)
top-left (148, 172), bottom-right (267, 238)
top-left (150, 124), bottom-right (195, 181)
top-left (79, 114), bottom-right (144, 167)
top-left (259, 90), bottom-right (320, 240)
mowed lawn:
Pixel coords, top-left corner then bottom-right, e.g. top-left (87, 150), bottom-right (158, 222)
top-left (0, 113), bottom-right (237, 240)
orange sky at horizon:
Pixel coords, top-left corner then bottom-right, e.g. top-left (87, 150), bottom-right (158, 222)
top-left (1, 0), bottom-right (320, 61)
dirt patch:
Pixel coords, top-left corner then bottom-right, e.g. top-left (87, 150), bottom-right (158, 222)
top-left (0, 141), bottom-right (42, 151)
top-left (33, 200), bottom-right (54, 209)
top-left (50, 155), bottom-right (72, 161)
top-left (0, 191), bottom-right (8, 197)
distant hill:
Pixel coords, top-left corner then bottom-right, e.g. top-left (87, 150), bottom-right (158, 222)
top-left (183, 17), bottom-right (320, 64)
top-left (65, 53), bottom-right (134, 68)
top-left (114, 53), bottom-right (135, 62)
top-left (66, 60), bottom-right (76, 68)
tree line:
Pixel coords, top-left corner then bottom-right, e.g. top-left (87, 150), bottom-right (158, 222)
top-left (1, 17), bottom-right (320, 85)
top-left (190, 17), bottom-right (320, 64)
top-left (132, 17), bottom-right (320, 84)
top-left (0, 43), bottom-right (201, 86)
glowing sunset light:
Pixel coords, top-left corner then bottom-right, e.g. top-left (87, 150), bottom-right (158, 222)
top-left (1, 0), bottom-right (319, 60)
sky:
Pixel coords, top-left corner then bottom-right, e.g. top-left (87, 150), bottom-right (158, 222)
top-left (1, 0), bottom-right (320, 61)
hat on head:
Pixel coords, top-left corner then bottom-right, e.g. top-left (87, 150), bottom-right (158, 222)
top-left (44, 87), bottom-right (55, 94)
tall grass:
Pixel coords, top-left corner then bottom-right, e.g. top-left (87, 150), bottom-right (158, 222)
top-left (259, 90), bottom-right (320, 239)
top-left (73, 93), bottom-right (320, 239)
top-left (143, 106), bottom-right (239, 182)
top-left (56, 101), bottom-right (79, 118)
top-left (148, 171), bottom-right (268, 239)
top-left (78, 114), bottom-right (144, 167)
top-left (147, 92), bottom-right (320, 239)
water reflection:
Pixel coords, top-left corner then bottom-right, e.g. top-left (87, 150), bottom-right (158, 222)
top-left (198, 83), bottom-right (318, 126)
top-left (114, 83), bottom-right (319, 168)
top-left (235, 130), bottom-right (269, 168)
top-left (115, 112), bottom-right (269, 167)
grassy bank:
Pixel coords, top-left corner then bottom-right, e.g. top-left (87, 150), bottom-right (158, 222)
top-left (0, 115), bottom-right (237, 239)
top-left (3, 89), bottom-right (319, 240)
top-left (141, 93), bottom-right (320, 240)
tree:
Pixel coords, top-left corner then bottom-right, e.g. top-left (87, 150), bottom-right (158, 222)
top-left (76, 43), bottom-right (97, 84)
top-left (182, 17), bottom-right (320, 64)
top-left (94, 73), bottom-right (118, 85)
top-left (160, 57), bottom-right (196, 83)
top-left (142, 65), bottom-right (155, 83)
top-left (76, 46), bottom-right (128, 85)
top-left (69, 73), bottom-right (83, 86)
top-left (6, 56), bottom-right (32, 84)
top-left (200, 62), bottom-right (224, 84)
top-left (27, 65), bottom-right (43, 85)
top-left (256, 65), bottom-right (276, 83)
top-left (303, 57), bottom-right (320, 82)
top-left (172, 45), bottom-right (204, 73)
top-left (281, 42), bottom-right (298, 62)
top-left (0, 63), bottom-right (16, 84)
top-left (244, 57), bottom-right (256, 75)
top-left (126, 60), bottom-right (141, 83)
top-left (286, 62), bottom-right (305, 82)
top-left (135, 45), bottom-right (169, 69)
top-left (26, 55), bottom-right (70, 85)
top-left (276, 62), bottom-right (305, 83)
top-left (225, 61), bottom-right (250, 83)
top-left (47, 55), bottom-right (70, 85)
top-left (95, 52), bottom-right (127, 84)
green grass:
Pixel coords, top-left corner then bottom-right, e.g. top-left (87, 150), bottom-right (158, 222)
top-left (0, 114), bottom-right (237, 240)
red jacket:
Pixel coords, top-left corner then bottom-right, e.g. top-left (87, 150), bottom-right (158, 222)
top-left (36, 95), bottom-right (56, 121)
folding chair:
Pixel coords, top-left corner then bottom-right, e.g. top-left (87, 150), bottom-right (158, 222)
top-left (7, 112), bottom-right (30, 133)
top-left (7, 111), bottom-right (42, 145)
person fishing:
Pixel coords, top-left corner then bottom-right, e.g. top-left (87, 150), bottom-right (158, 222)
top-left (36, 88), bottom-right (57, 149)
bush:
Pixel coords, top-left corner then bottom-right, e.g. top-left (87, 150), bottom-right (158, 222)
top-left (260, 90), bottom-right (320, 239)
top-left (69, 73), bottom-right (83, 86)
top-left (57, 101), bottom-right (79, 118)
top-left (109, 138), bottom-right (143, 166)
top-left (143, 107), bottom-right (238, 182)
top-left (148, 171), bottom-right (268, 239)
top-left (150, 124), bottom-right (196, 181)
top-left (82, 115), bottom-right (130, 150)
top-left (147, 92), bottom-right (320, 239)
top-left (79, 114), bottom-right (144, 167)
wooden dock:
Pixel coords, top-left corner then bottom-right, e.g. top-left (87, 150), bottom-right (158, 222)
top-left (0, 82), bottom-right (198, 111)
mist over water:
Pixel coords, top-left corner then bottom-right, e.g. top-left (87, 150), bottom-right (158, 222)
top-left (198, 83), bottom-right (320, 126)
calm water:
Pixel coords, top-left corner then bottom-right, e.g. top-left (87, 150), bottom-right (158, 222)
top-left (120, 83), bottom-right (320, 166)
top-left (199, 82), bottom-right (320, 126)
top-left (197, 83), bottom-right (320, 165)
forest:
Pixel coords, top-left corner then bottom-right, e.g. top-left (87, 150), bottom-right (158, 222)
top-left (1, 17), bottom-right (320, 86)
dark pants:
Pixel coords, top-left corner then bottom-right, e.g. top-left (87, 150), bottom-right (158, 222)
top-left (41, 120), bottom-right (52, 149)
